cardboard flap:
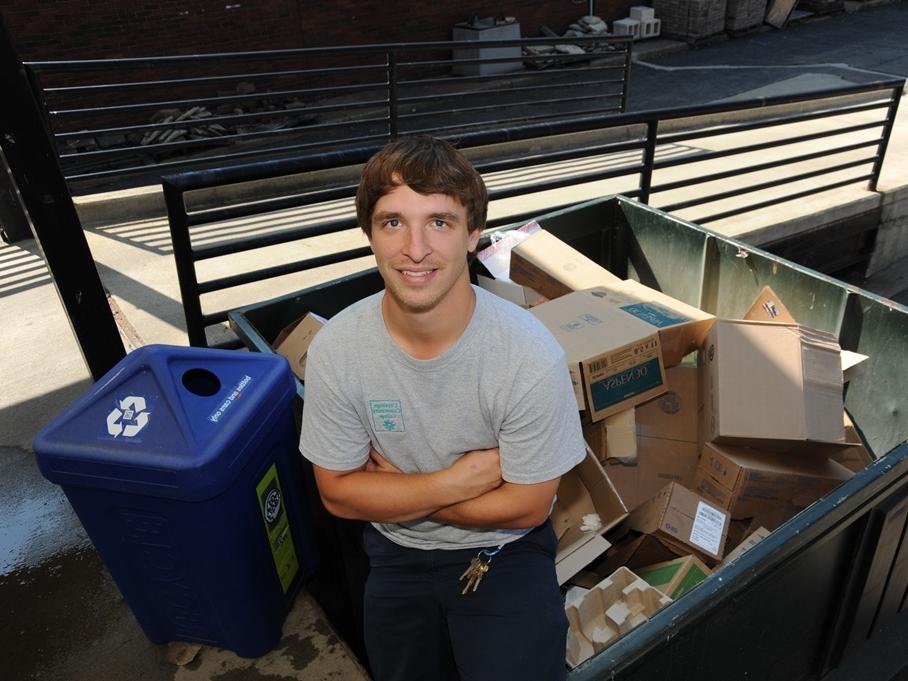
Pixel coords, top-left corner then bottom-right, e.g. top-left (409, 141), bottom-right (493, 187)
top-left (743, 285), bottom-right (797, 324)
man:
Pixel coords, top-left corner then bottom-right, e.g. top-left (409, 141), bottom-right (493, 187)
top-left (299, 135), bottom-right (586, 681)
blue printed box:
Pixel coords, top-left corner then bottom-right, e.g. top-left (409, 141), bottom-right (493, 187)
top-left (530, 289), bottom-right (668, 421)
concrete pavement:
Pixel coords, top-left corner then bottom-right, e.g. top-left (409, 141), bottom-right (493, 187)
top-left (3, 2), bottom-right (908, 679)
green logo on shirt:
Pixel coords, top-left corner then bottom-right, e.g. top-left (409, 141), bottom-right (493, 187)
top-left (370, 400), bottom-right (405, 432)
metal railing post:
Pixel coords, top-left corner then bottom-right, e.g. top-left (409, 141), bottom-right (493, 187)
top-left (639, 119), bottom-right (658, 204)
top-left (388, 50), bottom-right (399, 140)
top-left (869, 83), bottom-right (903, 192)
top-left (620, 42), bottom-right (633, 113)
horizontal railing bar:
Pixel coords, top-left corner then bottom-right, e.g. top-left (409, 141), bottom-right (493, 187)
top-left (690, 174), bottom-right (875, 224)
top-left (397, 78), bottom-right (624, 105)
top-left (397, 62), bottom-right (627, 88)
top-left (396, 91), bottom-right (621, 121)
top-left (659, 156), bottom-right (877, 212)
top-left (653, 125), bottom-right (885, 171)
top-left (486, 163), bottom-right (645, 202)
top-left (64, 133), bottom-right (390, 181)
top-left (660, 99), bottom-right (893, 144)
top-left (49, 82), bottom-right (389, 117)
top-left (475, 139), bottom-right (646, 175)
top-left (186, 185), bottom-right (358, 229)
top-left (25, 36), bottom-right (633, 71)
top-left (650, 139), bottom-right (881, 194)
top-left (198, 244), bottom-right (372, 294)
top-left (191, 218), bottom-right (357, 261)
top-left (58, 112), bottom-right (389, 160)
top-left (404, 104), bottom-right (624, 135)
top-left (400, 49), bottom-right (616, 70)
top-left (41, 62), bottom-right (389, 94)
top-left (53, 103), bottom-right (389, 139)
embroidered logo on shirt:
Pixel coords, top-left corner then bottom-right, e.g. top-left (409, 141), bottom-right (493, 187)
top-left (369, 400), bottom-right (405, 433)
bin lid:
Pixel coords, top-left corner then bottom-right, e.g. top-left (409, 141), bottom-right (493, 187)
top-left (33, 344), bottom-right (295, 501)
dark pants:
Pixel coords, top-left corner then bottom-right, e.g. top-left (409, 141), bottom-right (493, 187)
top-left (362, 522), bottom-right (568, 681)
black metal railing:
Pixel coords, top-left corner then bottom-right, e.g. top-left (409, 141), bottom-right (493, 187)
top-left (24, 36), bottom-right (633, 193)
top-left (162, 78), bottom-right (904, 347)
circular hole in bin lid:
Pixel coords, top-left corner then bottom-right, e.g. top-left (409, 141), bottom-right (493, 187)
top-left (182, 368), bottom-right (221, 397)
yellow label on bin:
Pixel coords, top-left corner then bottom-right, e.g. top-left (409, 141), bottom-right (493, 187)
top-left (256, 463), bottom-right (299, 593)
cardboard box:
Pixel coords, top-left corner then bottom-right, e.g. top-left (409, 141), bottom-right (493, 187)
top-left (530, 289), bottom-right (667, 420)
top-left (636, 365), bottom-right (698, 444)
top-left (721, 526), bottom-right (770, 566)
top-left (509, 228), bottom-right (621, 300)
top-left (273, 312), bottom-right (327, 380)
top-left (553, 447), bottom-right (629, 584)
top-left (476, 274), bottom-right (546, 308)
top-left (700, 319), bottom-right (846, 448)
top-left (565, 566), bottom-right (671, 668)
top-left (586, 533), bottom-right (680, 582)
top-left (589, 280), bottom-right (714, 366)
top-left (636, 554), bottom-right (712, 599)
top-left (604, 437), bottom-right (700, 511)
top-left (743, 285), bottom-right (868, 383)
top-left (624, 482), bottom-right (730, 564)
top-left (743, 285), bottom-right (797, 324)
top-left (692, 442), bottom-right (854, 519)
top-left (584, 409), bottom-right (637, 464)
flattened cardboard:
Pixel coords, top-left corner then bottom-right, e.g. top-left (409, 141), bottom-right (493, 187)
top-left (624, 482), bottom-right (729, 564)
top-left (700, 319), bottom-right (846, 448)
top-left (636, 554), bottom-right (711, 599)
top-left (636, 365), bottom-right (698, 444)
top-left (273, 312), bottom-right (327, 380)
top-left (553, 446), bottom-right (629, 584)
top-left (530, 289), bottom-right (667, 420)
top-left (721, 526), bottom-right (770, 566)
top-left (509, 228), bottom-right (621, 300)
top-left (692, 441), bottom-right (853, 519)
top-left (604, 437), bottom-right (699, 511)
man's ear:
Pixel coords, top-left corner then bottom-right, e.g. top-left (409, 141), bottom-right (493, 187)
top-left (467, 227), bottom-right (482, 253)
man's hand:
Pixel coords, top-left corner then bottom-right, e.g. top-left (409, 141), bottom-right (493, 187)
top-left (366, 447), bottom-right (402, 473)
top-left (446, 447), bottom-right (503, 498)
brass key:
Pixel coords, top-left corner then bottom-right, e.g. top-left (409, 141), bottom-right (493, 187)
top-left (458, 547), bottom-right (501, 595)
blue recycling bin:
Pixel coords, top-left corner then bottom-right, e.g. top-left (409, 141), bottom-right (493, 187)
top-left (33, 344), bottom-right (316, 658)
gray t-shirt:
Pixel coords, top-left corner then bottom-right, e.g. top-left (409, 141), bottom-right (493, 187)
top-left (299, 285), bottom-right (586, 550)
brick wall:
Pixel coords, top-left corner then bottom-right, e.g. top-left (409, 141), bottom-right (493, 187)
top-left (0, 0), bottom-right (637, 60)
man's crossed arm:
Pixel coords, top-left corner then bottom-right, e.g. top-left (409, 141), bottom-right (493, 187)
top-left (312, 448), bottom-right (559, 529)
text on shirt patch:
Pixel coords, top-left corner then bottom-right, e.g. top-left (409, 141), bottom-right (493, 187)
top-left (370, 400), bottom-right (406, 432)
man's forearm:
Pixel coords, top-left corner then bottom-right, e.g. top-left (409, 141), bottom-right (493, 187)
top-left (431, 480), bottom-right (558, 529)
top-left (316, 467), bottom-right (470, 523)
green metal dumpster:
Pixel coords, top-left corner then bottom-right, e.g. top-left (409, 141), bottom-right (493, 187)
top-left (229, 195), bottom-right (908, 680)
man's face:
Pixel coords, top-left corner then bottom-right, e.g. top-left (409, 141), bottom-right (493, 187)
top-left (368, 182), bottom-right (480, 316)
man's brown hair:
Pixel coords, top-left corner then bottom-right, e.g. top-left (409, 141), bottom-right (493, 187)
top-left (356, 135), bottom-right (488, 237)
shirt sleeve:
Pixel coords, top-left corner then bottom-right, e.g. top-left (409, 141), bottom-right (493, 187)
top-left (298, 337), bottom-right (372, 471)
top-left (497, 354), bottom-right (587, 484)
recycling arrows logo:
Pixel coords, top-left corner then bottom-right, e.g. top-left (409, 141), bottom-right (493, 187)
top-left (106, 395), bottom-right (150, 438)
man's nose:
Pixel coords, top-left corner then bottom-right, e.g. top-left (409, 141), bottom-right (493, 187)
top-left (402, 226), bottom-right (431, 261)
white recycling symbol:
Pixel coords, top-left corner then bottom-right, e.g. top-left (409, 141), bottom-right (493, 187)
top-left (106, 395), bottom-right (150, 438)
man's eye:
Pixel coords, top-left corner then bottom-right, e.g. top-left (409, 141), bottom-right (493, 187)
top-left (384, 218), bottom-right (401, 229)
top-left (431, 219), bottom-right (448, 230)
